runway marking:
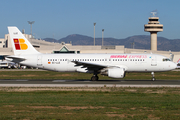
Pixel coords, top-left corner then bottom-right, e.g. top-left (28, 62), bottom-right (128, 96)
top-left (52, 80), bottom-right (66, 82)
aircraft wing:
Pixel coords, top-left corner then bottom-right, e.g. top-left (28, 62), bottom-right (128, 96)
top-left (72, 61), bottom-right (120, 71)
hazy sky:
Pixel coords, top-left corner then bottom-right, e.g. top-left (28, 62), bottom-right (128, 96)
top-left (1, 0), bottom-right (180, 40)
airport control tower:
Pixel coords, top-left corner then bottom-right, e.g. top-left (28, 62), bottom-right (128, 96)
top-left (144, 12), bottom-right (163, 51)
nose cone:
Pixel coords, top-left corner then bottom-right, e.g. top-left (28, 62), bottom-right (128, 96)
top-left (171, 62), bottom-right (177, 70)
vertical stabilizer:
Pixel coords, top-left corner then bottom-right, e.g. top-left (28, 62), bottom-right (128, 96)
top-left (169, 53), bottom-right (174, 61)
top-left (8, 26), bottom-right (40, 55)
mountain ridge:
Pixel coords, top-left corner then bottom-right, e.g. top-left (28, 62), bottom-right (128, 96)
top-left (43, 34), bottom-right (180, 51)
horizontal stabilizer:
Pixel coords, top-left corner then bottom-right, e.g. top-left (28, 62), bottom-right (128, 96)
top-left (6, 55), bottom-right (26, 63)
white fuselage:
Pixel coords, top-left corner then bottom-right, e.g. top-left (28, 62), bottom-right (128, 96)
top-left (7, 26), bottom-right (177, 80)
top-left (20, 53), bottom-right (176, 73)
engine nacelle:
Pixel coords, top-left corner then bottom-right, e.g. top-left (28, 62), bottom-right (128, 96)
top-left (108, 68), bottom-right (125, 78)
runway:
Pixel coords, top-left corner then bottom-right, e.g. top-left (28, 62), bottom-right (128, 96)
top-left (0, 79), bottom-right (180, 87)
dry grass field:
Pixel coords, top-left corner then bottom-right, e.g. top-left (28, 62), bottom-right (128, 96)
top-left (0, 87), bottom-right (180, 120)
top-left (0, 71), bottom-right (180, 119)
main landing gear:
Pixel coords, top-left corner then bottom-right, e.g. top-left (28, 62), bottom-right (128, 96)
top-left (91, 71), bottom-right (99, 81)
top-left (151, 72), bottom-right (156, 81)
top-left (91, 75), bottom-right (99, 81)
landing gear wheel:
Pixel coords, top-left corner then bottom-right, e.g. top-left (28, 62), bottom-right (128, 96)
top-left (151, 77), bottom-right (156, 81)
top-left (91, 76), bottom-right (99, 81)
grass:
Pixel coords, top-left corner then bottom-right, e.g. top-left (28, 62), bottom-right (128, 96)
top-left (0, 70), bottom-right (180, 119)
top-left (0, 70), bottom-right (179, 80)
top-left (0, 87), bottom-right (180, 119)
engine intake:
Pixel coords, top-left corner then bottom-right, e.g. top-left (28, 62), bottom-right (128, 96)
top-left (101, 68), bottom-right (125, 78)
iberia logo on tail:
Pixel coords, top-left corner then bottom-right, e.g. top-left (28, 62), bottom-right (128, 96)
top-left (13, 38), bottom-right (28, 50)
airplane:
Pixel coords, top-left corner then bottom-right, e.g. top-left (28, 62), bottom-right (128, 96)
top-left (7, 26), bottom-right (177, 81)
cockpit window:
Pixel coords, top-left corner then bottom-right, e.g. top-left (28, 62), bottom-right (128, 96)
top-left (163, 58), bottom-right (171, 61)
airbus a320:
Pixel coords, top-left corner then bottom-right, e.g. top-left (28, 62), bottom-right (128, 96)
top-left (7, 27), bottom-right (177, 81)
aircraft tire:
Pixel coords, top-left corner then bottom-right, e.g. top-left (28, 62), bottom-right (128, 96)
top-left (152, 77), bottom-right (156, 81)
top-left (91, 76), bottom-right (99, 81)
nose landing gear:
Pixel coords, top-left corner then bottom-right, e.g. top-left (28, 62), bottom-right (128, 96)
top-left (151, 72), bottom-right (156, 81)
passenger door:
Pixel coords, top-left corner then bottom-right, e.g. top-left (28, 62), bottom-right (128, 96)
top-left (37, 55), bottom-right (43, 67)
top-left (151, 56), bottom-right (157, 66)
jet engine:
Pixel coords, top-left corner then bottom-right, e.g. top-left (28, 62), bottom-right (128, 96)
top-left (101, 68), bottom-right (125, 78)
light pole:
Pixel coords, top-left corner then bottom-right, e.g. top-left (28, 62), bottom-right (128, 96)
top-left (102, 29), bottom-right (104, 46)
top-left (28, 21), bottom-right (35, 36)
top-left (94, 23), bottom-right (96, 46)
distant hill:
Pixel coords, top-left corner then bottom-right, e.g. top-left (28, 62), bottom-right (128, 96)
top-left (44, 34), bottom-right (180, 52)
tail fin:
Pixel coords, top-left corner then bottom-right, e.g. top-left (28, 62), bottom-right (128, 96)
top-left (8, 26), bottom-right (40, 55)
top-left (169, 53), bottom-right (174, 61)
